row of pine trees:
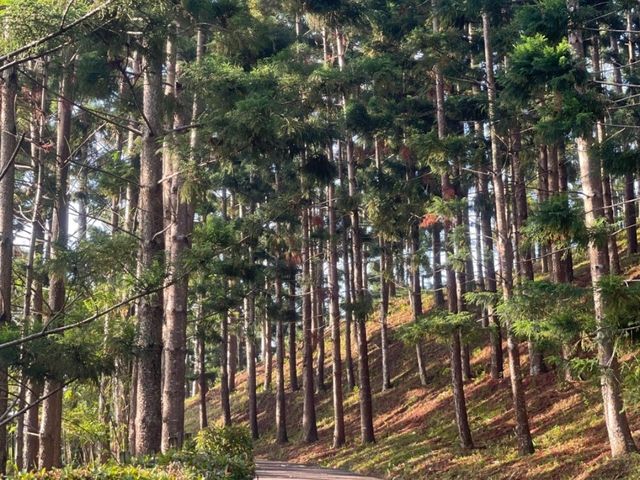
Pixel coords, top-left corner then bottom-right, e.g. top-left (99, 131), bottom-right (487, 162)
top-left (0, 0), bottom-right (639, 474)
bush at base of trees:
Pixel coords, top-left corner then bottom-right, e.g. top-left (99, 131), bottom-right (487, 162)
top-left (12, 426), bottom-right (255, 480)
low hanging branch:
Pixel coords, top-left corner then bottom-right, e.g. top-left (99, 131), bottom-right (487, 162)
top-left (0, 0), bottom-right (116, 72)
top-left (0, 378), bottom-right (76, 428)
top-left (0, 281), bottom-right (173, 352)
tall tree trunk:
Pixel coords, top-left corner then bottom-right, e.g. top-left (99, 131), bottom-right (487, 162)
top-left (288, 278), bottom-right (299, 391)
top-left (228, 332), bottom-right (237, 392)
top-left (328, 179), bottom-right (345, 447)
top-left (380, 237), bottom-right (392, 391)
top-left (161, 27), bottom-right (193, 452)
top-left (538, 146), bottom-right (550, 275)
top-left (567, 4), bottom-right (638, 456)
top-left (301, 205), bottom-right (318, 442)
top-left (124, 52), bottom-right (141, 235)
top-left (342, 195), bottom-right (355, 391)
top-left (433, 7), bottom-right (474, 448)
top-left (220, 194), bottom-right (232, 426)
top-left (315, 237), bottom-right (326, 393)
top-left (133, 43), bottom-right (164, 456)
top-left (220, 310), bottom-right (232, 426)
top-left (432, 225), bottom-right (445, 308)
top-left (483, 12), bottom-right (534, 456)
top-left (275, 271), bottom-right (288, 444)
top-left (39, 57), bottom-right (72, 469)
top-left (197, 308), bottom-right (208, 429)
top-left (245, 290), bottom-right (259, 439)
top-left (410, 221), bottom-right (428, 386)
top-left (263, 313), bottom-right (273, 391)
top-left (336, 29), bottom-right (375, 442)
top-left (0, 54), bottom-right (17, 475)
top-left (23, 59), bottom-right (47, 472)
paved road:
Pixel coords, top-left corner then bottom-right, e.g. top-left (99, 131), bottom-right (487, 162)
top-left (255, 460), bottom-right (381, 480)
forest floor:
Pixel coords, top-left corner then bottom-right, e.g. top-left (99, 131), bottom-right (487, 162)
top-left (185, 259), bottom-right (640, 479)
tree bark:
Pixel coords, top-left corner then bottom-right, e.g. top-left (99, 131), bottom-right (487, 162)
top-left (301, 205), bottom-right (318, 442)
top-left (228, 332), bottom-right (237, 393)
top-left (567, 4), bottom-right (638, 456)
top-left (275, 271), bottom-right (288, 444)
top-left (161, 26), bottom-right (194, 452)
top-left (288, 278), bottom-right (299, 391)
top-left (133, 42), bottom-right (164, 456)
top-left (220, 310), bottom-right (232, 426)
top-left (328, 179), bottom-right (345, 447)
top-left (380, 238), bottom-right (392, 391)
top-left (477, 170), bottom-right (503, 380)
top-left (483, 11), bottom-right (534, 455)
top-left (336, 26), bottom-right (375, 442)
top-left (0, 55), bottom-right (17, 475)
top-left (39, 56), bottom-right (73, 469)
top-left (342, 199), bottom-right (355, 391)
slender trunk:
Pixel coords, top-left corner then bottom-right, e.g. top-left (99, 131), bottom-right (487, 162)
top-left (380, 238), bottom-right (392, 391)
top-left (328, 180), bottom-right (345, 447)
top-left (432, 7), bottom-right (474, 448)
top-left (220, 310), bottom-right (231, 425)
top-left (516, 132), bottom-right (544, 376)
top-left (301, 205), bottom-right (318, 442)
top-left (336, 27), bottom-right (374, 442)
top-left (288, 278), bottom-right (299, 391)
top-left (275, 272), bottom-right (288, 444)
top-left (567, 5), bottom-right (637, 456)
top-left (483, 12), bottom-right (534, 455)
top-left (315, 238), bottom-right (326, 392)
top-left (228, 332), bottom-right (237, 392)
top-left (433, 225), bottom-right (445, 308)
top-left (264, 314), bottom-right (273, 391)
top-left (342, 209), bottom-right (355, 391)
top-left (452, 328), bottom-right (473, 448)
top-left (478, 165), bottom-right (502, 379)
top-left (458, 189), bottom-right (473, 382)
top-left (0, 57), bottom-right (16, 474)
top-left (245, 291), bottom-right (259, 439)
top-left (22, 60), bottom-right (47, 472)
top-left (124, 52), bottom-right (141, 235)
top-left (538, 146), bottom-right (550, 275)
top-left (194, 295), bottom-right (209, 429)
top-left (39, 58), bottom-right (73, 469)
top-left (410, 221), bottom-right (428, 386)
top-left (343, 135), bottom-right (375, 443)
top-left (624, 173), bottom-right (637, 255)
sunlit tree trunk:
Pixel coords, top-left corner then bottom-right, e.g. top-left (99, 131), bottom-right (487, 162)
top-left (301, 204), bottom-right (318, 442)
top-left (567, 2), bottom-right (637, 456)
top-left (39, 57), bottom-right (73, 469)
top-left (483, 11), bottom-right (534, 456)
top-left (327, 176), bottom-right (345, 447)
top-left (133, 41), bottom-right (164, 456)
top-left (337, 29), bottom-right (375, 443)
top-left (0, 49), bottom-right (17, 475)
top-left (433, 4), bottom-right (473, 449)
top-left (288, 277), bottom-right (299, 391)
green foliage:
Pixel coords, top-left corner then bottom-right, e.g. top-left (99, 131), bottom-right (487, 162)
top-left (524, 194), bottom-right (586, 248)
top-left (595, 141), bottom-right (640, 176)
top-left (599, 275), bottom-right (640, 334)
top-left (497, 281), bottom-right (588, 347)
top-left (397, 308), bottom-right (475, 345)
top-left (14, 426), bottom-right (254, 480)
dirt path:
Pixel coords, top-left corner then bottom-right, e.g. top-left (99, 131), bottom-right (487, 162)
top-left (255, 460), bottom-right (381, 480)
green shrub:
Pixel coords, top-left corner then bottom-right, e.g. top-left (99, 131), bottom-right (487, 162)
top-left (13, 426), bottom-right (254, 480)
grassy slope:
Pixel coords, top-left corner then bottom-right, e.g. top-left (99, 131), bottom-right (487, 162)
top-left (186, 260), bottom-right (640, 479)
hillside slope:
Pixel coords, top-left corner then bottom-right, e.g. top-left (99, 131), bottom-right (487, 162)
top-left (185, 296), bottom-right (640, 480)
